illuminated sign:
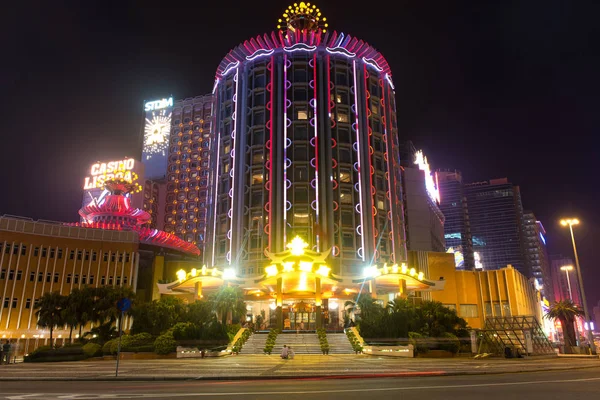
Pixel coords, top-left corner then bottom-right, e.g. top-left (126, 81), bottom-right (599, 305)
top-left (83, 158), bottom-right (141, 192)
top-left (474, 251), bottom-right (483, 270)
top-left (414, 150), bottom-right (440, 204)
top-left (144, 97), bottom-right (173, 112)
top-left (143, 96), bottom-right (174, 180)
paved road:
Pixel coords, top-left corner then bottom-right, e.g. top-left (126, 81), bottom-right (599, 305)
top-left (0, 367), bottom-right (598, 399)
top-left (0, 355), bottom-right (597, 380)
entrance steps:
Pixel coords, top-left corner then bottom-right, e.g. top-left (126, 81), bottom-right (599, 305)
top-left (241, 332), bottom-right (269, 354)
top-left (274, 332), bottom-right (322, 355)
top-left (326, 333), bottom-right (355, 354)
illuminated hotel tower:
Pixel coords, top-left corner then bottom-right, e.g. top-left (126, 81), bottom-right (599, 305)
top-left (205, 3), bottom-right (407, 277)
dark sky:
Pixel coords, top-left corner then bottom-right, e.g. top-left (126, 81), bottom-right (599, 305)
top-left (2, 1), bottom-right (599, 311)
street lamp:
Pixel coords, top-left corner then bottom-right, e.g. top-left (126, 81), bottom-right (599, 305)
top-left (560, 265), bottom-right (574, 301)
top-left (560, 218), bottom-right (596, 354)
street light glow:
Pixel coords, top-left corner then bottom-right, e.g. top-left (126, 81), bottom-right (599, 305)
top-left (560, 265), bottom-right (574, 271)
top-left (560, 218), bottom-right (580, 226)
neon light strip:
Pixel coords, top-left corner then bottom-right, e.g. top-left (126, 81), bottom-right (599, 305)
top-left (222, 61), bottom-right (240, 77)
top-left (382, 81), bottom-right (395, 261)
top-left (353, 60), bottom-right (366, 261)
top-left (283, 43), bottom-right (317, 53)
top-left (335, 33), bottom-right (345, 47)
top-left (362, 57), bottom-right (383, 72)
top-left (385, 73), bottom-right (395, 90)
top-left (211, 131), bottom-right (220, 266)
top-left (313, 54), bottom-right (320, 252)
top-left (364, 64), bottom-right (377, 261)
top-left (283, 54), bottom-right (288, 245)
top-left (268, 55), bottom-right (274, 251)
top-left (325, 47), bottom-right (356, 58)
top-left (228, 67), bottom-right (239, 265)
top-left (246, 48), bottom-right (275, 61)
top-left (212, 78), bottom-right (219, 95)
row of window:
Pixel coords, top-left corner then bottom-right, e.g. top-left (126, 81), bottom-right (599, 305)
top-left (1, 244), bottom-right (132, 263)
top-left (0, 270), bottom-right (128, 286)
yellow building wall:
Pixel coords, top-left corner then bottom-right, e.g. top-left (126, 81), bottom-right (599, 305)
top-left (0, 221), bottom-right (139, 353)
top-left (427, 255), bottom-right (542, 330)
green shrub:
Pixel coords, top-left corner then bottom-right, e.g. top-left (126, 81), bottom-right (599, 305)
top-left (83, 343), bottom-right (102, 358)
top-left (438, 332), bottom-right (460, 354)
top-left (154, 331), bottom-right (177, 355)
top-left (103, 339), bottom-right (118, 355)
top-left (24, 344), bottom-right (85, 362)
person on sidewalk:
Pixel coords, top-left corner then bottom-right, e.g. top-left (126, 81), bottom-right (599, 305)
top-left (280, 345), bottom-right (289, 359)
top-left (2, 341), bottom-right (11, 364)
top-left (288, 346), bottom-right (295, 360)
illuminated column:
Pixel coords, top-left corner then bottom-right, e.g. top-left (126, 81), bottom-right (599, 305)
top-left (194, 281), bottom-right (202, 300)
top-left (398, 279), bottom-right (407, 299)
top-left (369, 279), bottom-right (377, 299)
top-left (276, 277), bottom-right (283, 331)
top-left (315, 277), bottom-right (322, 329)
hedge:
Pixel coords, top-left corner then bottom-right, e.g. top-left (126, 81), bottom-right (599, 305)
top-left (154, 331), bottom-right (177, 355)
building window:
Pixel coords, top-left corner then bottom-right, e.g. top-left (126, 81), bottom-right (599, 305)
top-left (37, 272), bottom-right (43, 282)
top-left (54, 273), bottom-right (59, 283)
top-left (25, 299), bottom-right (31, 309)
top-left (85, 251), bottom-right (89, 261)
top-left (103, 252), bottom-right (108, 262)
top-left (111, 254), bottom-right (116, 262)
top-left (297, 109), bottom-right (308, 120)
top-left (371, 104), bottom-right (379, 115)
top-left (82, 275), bottom-right (87, 285)
top-left (58, 248), bottom-right (63, 259)
top-left (92, 251), bottom-right (97, 262)
top-left (16, 270), bottom-right (22, 281)
top-left (342, 233), bottom-right (354, 248)
top-left (119, 254), bottom-right (123, 263)
top-left (125, 253), bottom-right (130, 263)
top-left (66, 274), bottom-right (72, 284)
top-left (108, 277), bottom-right (113, 285)
top-left (459, 304), bottom-right (478, 318)
top-left (8, 270), bottom-right (13, 280)
top-left (34, 247), bottom-right (39, 257)
top-left (0, 269), bottom-right (5, 279)
top-left (12, 298), bottom-right (17, 308)
top-left (41, 248), bottom-right (47, 257)
top-left (294, 211), bottom-right (310, 225)
top-left (89, 275), bottom-right (95, 285)
top-left (29, 272), bottom-right (34, 282)
top-left (74, 274), bottom-right (79, 284)
top-left (377, 199), bottom-right (385, 210)
top-left (252, 173), bottom-right (264, 185)
top-left (46, 273), bottom-right (51, 283)
top-left (123, 276), bottom-right (128, 285)
top-left (12, 246), bottom-right (18, 255)
top-left (116, 278), bottom-right (121, 286)
top-left (50, 248), bottom-right (55, 258)
top-left (21, 245), bottom-right (26, 256)
top-left (443, 304), bottom-right (457, 311)
top-left (101, 276), bottom-right (106, 285)
top-left (4, 244), bottom-right (9, 254)
top-left (70, 250), bottom-right (75, 260)
top-left (77, 251), bottom-right (82, 260)
top-left (339, 169), bottom-right (352, 183)
top-left (337, 112), bottom-right (349, 123)
top-left (3, 298), bottom-right (8, 308)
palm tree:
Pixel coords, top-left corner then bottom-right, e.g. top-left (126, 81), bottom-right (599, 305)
top-left (35, 292), bottom-right (66, 348)
top-left (212, 286), bottom-right (246, 326)
top-left (62, 288), bottom-right (94, 342)
top-left (344, 293), bottom-right (382, 323)
top-left (545, 299), bottom-right (584, 353)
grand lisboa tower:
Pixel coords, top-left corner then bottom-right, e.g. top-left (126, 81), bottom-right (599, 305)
top-left (205, 2), bottom-right (407, 283)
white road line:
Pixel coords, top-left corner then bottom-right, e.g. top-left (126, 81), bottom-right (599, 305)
top-left (2, 376), bottom-right (600, 398)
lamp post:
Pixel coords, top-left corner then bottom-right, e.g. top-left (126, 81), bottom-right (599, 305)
top-left (560, 218), bottom-right (596, 354)
top-left (560, 265), bottom-right (574, 301)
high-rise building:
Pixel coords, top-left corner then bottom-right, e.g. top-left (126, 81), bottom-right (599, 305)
top-left (464, 178), bottom-right (528, 276)
top-left (436, 170), bottom-right (474, 270)
top-left (140, 95), bottom-right (215, 254)
top-left (550, 254), bottom-right (581, 306)
top-left (522, 211), bottom-right (553, 299)
top-left (162, 95), bottom-right (214, 250)
top-left (399, 142), bottom-right (445, 253)
top-left (204, 5), bottom-right (407, 278)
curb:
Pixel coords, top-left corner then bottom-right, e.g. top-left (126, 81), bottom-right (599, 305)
top-left (0, 364), bottom-right (598, 382)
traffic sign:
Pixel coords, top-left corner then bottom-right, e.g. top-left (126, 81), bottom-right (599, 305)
top-left (117, 298), bottom-right (131, 312)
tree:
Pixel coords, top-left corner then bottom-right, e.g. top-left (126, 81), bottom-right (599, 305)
top-left (545, 299), bottom-right (584, 353)
top-left (212, 286), bottom-right (246, 326)
top-left (417, 301), bottom-right (467, 338)
top-left (63, 288), bottom-right (96, 342)
top-left (130, 296), bottom-right (186, 336)
top-left (35, 292), bottom-right (66, 348)
top-left (92, 286), bottom-right (135, 325)
top-left (345, 293), bottom-right (382, 322)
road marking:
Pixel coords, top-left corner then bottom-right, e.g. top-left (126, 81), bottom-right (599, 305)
top-left (2, 376), bottom-right (600, 398)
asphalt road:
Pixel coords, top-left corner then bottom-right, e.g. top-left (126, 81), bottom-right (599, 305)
top-left (0, 367), bottom-right (598, 400)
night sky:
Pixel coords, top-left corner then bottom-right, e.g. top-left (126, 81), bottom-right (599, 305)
top-left (2, 1), bottom-right (599, 311)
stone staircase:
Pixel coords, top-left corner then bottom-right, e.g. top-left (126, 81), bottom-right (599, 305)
top-left (326, 333), bottom-right (355, 354)
top-left (241, 332), bottom-right (269, 354)
top-left (273, 333), bottom-right (322, 355)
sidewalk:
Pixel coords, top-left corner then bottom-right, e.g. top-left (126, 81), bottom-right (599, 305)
top-left (0, 355), bottom-right (597, 381)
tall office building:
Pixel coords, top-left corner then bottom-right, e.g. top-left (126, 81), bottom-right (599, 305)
top-left (436, 170), bottom-right (474, 270)
top-left (140, 95), bottom-right (215, 253)
top-left (205, 2), bottom-right (407, 279)
top-left (399, 142), bottom-right (445, 253)
top-left (464, 178), bottom-right (528, 276)
top-left (522, 211), bottom-right (553, 299)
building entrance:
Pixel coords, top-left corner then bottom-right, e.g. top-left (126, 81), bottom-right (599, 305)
top-left (283, 301), bottom-right (316, 331)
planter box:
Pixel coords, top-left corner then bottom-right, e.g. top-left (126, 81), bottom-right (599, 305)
top-left (362, 344), bottom-right (413, 358)
top-left (177, 346), bottom-right (229, 358)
